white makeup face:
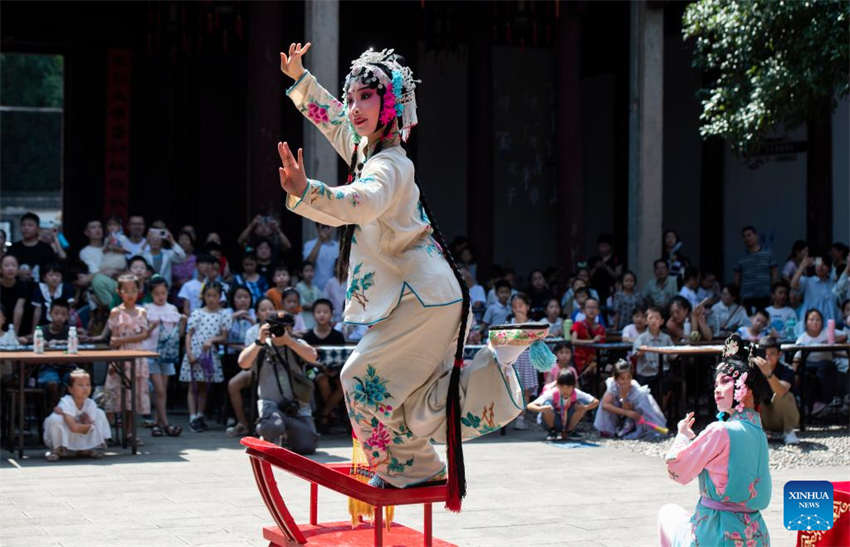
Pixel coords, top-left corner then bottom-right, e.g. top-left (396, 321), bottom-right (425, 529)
top-left (714, 372), bottom-right (735, 413)
top-left (346, 83), bottom-right (381, 138)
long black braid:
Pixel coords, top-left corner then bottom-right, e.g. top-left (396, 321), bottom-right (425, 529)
top-left (337, 58), bottom-right (471, 509)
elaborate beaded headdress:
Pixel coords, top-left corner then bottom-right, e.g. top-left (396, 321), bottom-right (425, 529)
top-left (716, 334), bottom-right (771, 415)
top-left (343, 48), bottom-right (420, 142)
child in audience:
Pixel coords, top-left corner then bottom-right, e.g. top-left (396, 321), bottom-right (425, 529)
top-left (35, 299), bottom-right (73, 408)
top-left (295, 261), bottom-right (321, 330)
top-left (766, 280), bottom-right (798, 340)
top-left (223, 285), bottom-right (257, 427)
top-left (509, 292), bottom-right (538, 430)
top-left (102, 274), bottom-right (155, 443)
top-left (696, 270), bottom-right (720, 302)
top-left (544, 342), bottom-right (577, 385)
top-left (527, 369), bottom-right (598, 441)
top-left (571, 297), bottom-right (606, 382)
top-left (180, 282), bottom-right (231, 432)
top-left (265, 265), bottom-right (292, 310)
top-left (43, 368), bottom-right (111, 461)
top-left (594, 359), bottom-right (666, 439)
top-left (754, 336), bottom-right (800, 444)
top-left (620, 305), bottom-right (648, 342)
top-left (302, 298), bottom-right (346, 431)
top-left (569, 287), bottom-right (590, 322)
top-left (543, 297), bottom-right (563, 337)
top-left (482, 279), bottom-right (512, 328)
top-left (612, 270), bottom-right (641, 331)
top-left (233, 252), bottom-right (268, 303)
top-left (678, 267), bottom-right (701, 310)
top-left (737, 308), bottom-right (770, 342)
top-left (254, 239), bottom-right (276, 286)
top-left (227, 297), bottom-right (276, 437)
top-left (632, 306), bottom-right (673, 396)
top-left (143, 275), bottom-right (184, 437)
top-left (280, 287), bottom-right (308, 334)
top-left (31, 262), bottom-right (75, 327)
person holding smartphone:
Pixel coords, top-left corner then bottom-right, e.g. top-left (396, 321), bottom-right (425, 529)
top-left (141, 227), bottom-right (186, 288)
top-left (791, 254), bottom-right (841, 325)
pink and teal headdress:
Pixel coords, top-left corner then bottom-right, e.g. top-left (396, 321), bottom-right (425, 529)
top-left (717, 334), bottom-right (772, 416)
top-left (343, 48), bottom-right (419, 142)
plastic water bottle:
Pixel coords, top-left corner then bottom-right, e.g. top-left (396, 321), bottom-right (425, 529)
top-left (67, 326), bottom-right (79, 354)
top-left (33, 326), bottom-right (45, 354)
top-left (562, 319), bottom-right (573, 341)
top-left (827, 319), bottom-right (836, 344)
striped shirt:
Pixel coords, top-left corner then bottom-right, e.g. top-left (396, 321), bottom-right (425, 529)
top-left (734, 247), bottom-right (776, 299)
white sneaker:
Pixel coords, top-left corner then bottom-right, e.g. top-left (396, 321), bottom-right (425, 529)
top-left (783, 431), bottom-right (800, 445)
top-left (512, 415), bottom-right (529, 430)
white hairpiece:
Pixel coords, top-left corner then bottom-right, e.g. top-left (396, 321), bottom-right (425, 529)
top-left (344, 48), bottom-right (420, 142)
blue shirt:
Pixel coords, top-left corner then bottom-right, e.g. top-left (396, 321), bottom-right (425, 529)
top-left (798, 275), bottom-right (840, 323)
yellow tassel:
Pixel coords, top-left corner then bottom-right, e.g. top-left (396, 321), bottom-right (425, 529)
top-left (347, 437), bottom-right (394, 530)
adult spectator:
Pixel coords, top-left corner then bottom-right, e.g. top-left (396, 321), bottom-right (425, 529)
top-left (8, 212), bottom-right (57, 281)
top-left (237, 213), bottom-right (292, 263)
top-left (782, 240), bottom-right (809, 281)
top-left (237, 314), bottom-right (319, 454)
top-left (753, 337), bottom-right (799, 444)
top-left (526, 269), bottom-right (554, 320)
top-left (38, 223), bottom-right (67, 261)
top-left (302, 222), bottom-right (338, 291)
top-left (589, 234), bottom-right (622, 304)
top-left (0, 254), bottom-right (29, 336)
top-left (141, 228), bottom-right (186, 288)
top-left (642, 259), bottom-right (677, 309)
top-left (79, 220), bottom-right (105, 276)
top-left (121, 215), bottom-right (149, 257)
top-left (733, 225), bottom-right (778, 313)
top-left (171, 230), bottom-right (197, 292)
top-left (791, 255), bottom-right (841, 324)
top-left (705, 284), bottom-right (750, 339)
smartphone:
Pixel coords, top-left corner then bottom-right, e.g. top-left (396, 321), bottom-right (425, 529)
top-left (814, 257), bottom-right (823, 267)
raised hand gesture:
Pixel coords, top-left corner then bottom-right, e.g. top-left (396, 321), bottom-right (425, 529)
top-left (277, 142), bottom-right (308, 197)
top-left (280, 42), bottom-right (311, 81)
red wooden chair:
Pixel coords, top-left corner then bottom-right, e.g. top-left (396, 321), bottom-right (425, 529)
top-left (241, 436), bottom-right (456, 546)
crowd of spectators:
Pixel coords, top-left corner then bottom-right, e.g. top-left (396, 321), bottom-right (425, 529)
top-left (1, 212), bottom-right (848, 459)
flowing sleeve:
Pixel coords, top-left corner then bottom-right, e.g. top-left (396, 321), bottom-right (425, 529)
top-left (286, 71), bottom-right (355, 164)
top-left (665, 422), bottom-right (729, 485)
top-left (286, 156), bottom-right (400, 227)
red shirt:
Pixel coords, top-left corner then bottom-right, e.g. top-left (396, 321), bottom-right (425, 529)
top-left (571, 319), bottom-right (606, 373)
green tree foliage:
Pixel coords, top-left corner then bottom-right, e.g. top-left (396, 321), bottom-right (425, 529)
top-left (0, 54), bottom-right (63, 193)
top-left (683, 0), bottom-right (849, 154)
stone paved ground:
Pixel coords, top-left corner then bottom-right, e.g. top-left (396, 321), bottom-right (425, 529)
top-left (1, 418), bottom-right (847, 546)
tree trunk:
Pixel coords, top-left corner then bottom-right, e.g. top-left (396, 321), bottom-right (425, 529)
top-left (806, 98), bottom-right (833, 253)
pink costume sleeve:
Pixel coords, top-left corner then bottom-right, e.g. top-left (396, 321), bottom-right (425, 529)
top-left (664, 422), bottom-right (729, 494)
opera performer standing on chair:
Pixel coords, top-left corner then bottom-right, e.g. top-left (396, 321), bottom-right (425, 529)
top-left (277, 42), bottom-right (552, 510)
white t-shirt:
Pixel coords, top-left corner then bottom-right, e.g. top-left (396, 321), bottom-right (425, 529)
top-left (121, 236), bottom-right (149, 258)
top-left (79, 245), bottom-right (103, 274)
top-left (794, 330), bottom-right (833, 363)
top-left (621, 323), bottom-right (646, 342)
top-left (178, 279), bottom-right (204, 313)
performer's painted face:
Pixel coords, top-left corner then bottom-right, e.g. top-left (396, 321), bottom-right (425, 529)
top-left (714, 373), bottom-right (735, 412)
top-left (346, 83), bottom-right (382, 139)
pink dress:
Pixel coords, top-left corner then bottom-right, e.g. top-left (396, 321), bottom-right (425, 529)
top-left (103, 305), bottom-right (151, 414)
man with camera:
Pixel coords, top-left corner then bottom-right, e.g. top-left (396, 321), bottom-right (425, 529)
top-left (237, 312), bottom-right (319, 454)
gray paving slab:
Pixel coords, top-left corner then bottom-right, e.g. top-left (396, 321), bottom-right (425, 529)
top-left (2, 417), bottom-right (847, 546)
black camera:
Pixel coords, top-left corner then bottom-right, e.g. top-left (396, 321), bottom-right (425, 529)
top-left (266, 313), bottom-right (295, 337)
